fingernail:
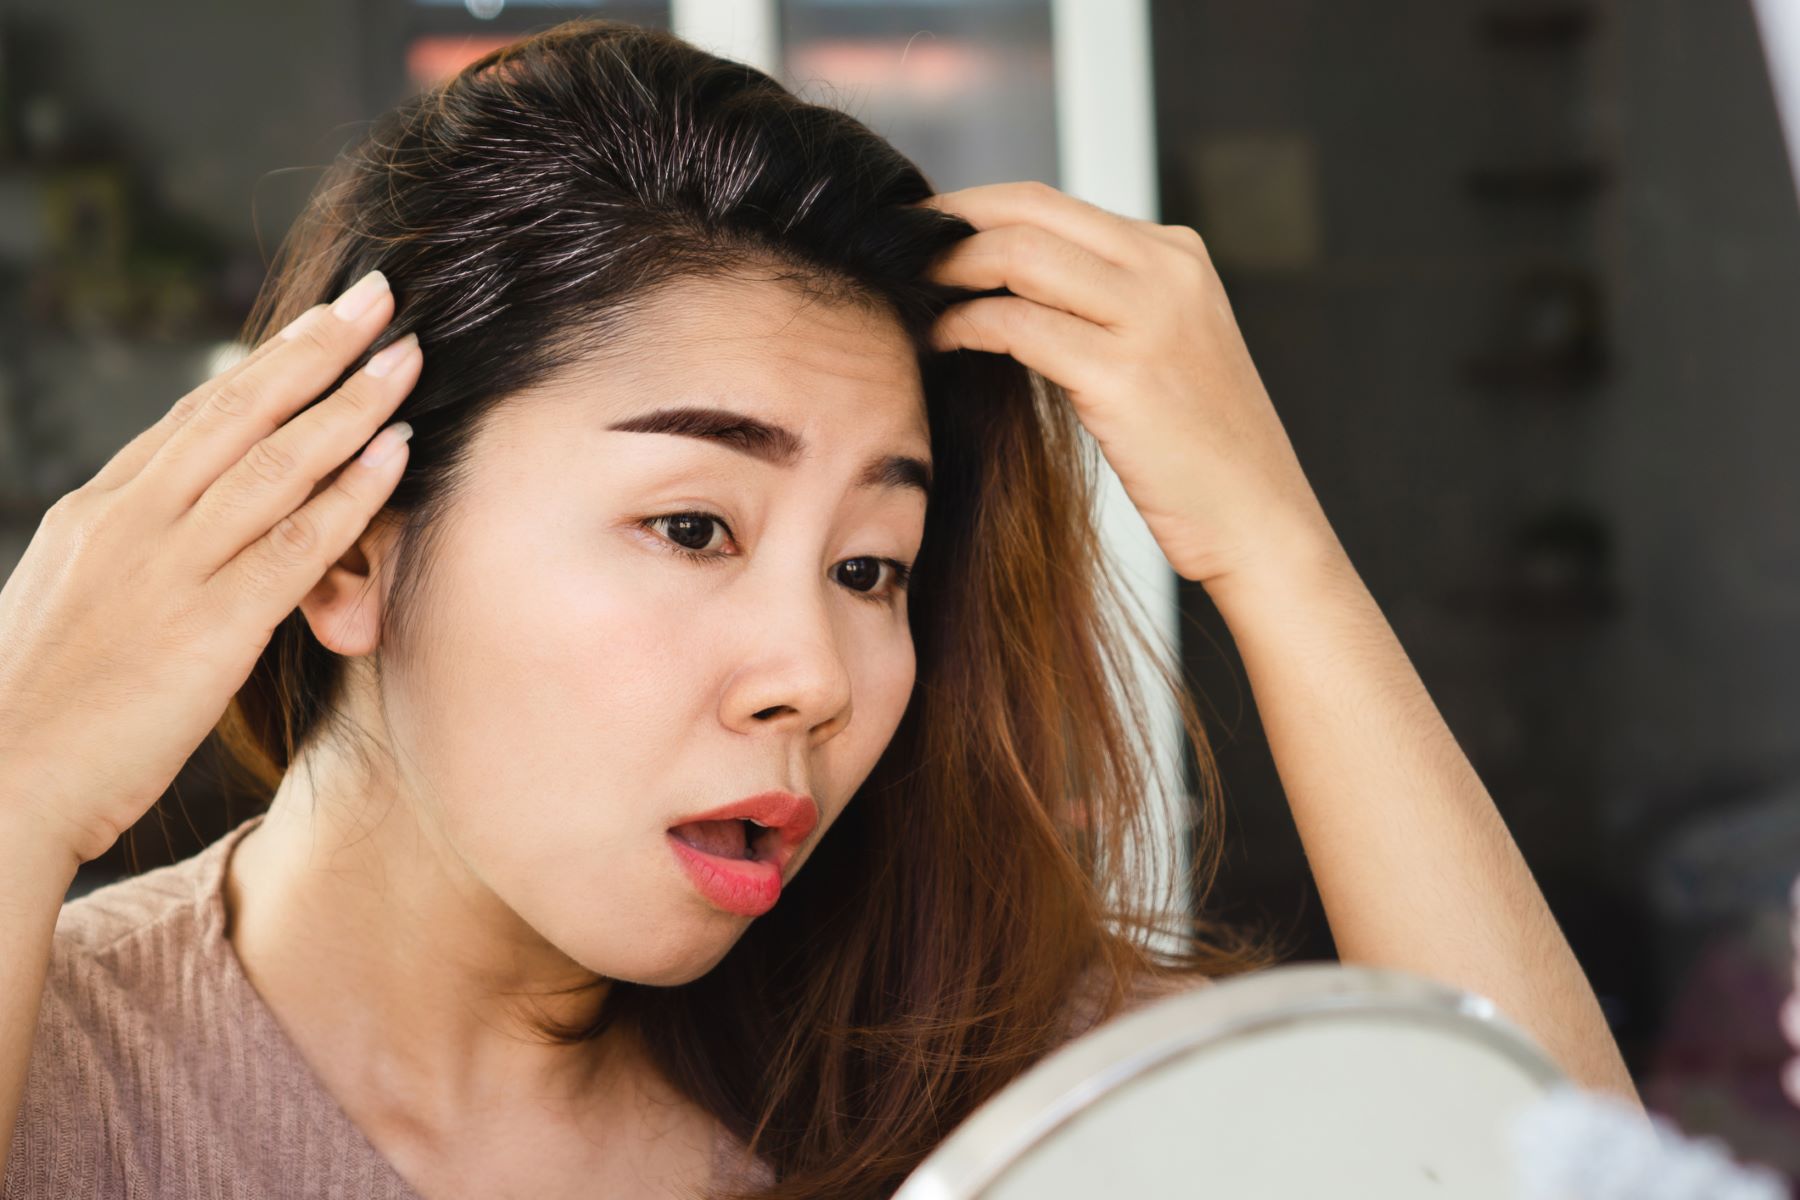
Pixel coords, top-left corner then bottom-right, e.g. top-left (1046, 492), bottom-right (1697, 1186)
top-left (358, 421), bottom-right (414, 469)
top-left (332, 270), bottom-right (389, 322)
top-left (364, 333), bottom-right (419, 378)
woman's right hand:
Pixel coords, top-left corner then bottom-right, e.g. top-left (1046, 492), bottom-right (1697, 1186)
top-left (0, 269), bottom-right (421, 866)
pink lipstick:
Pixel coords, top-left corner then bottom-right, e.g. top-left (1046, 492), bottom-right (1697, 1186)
top-left (666, 790), bottom-right (818, 917)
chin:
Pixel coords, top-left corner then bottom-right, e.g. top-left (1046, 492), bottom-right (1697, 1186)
top-left (555, 913), bottom-right (747, 987)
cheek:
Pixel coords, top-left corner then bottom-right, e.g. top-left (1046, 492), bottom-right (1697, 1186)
top-left (839, 624), bottom-right (917, 773)
top-left (383, 523), bottom-right (731, 967)
top-left (395, 521), bottom-right (720, 840)
top-left (510, 546), bottom-right (732, 768)
top-left (866, 630), bottom-right (917, 723)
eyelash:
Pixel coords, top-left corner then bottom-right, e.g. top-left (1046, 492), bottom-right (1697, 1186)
top-left (637, 511), bottom-right (914, 606)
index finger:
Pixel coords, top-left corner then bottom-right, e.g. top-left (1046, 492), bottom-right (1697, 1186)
top-left (133, 271), bottom-right (399, 516)
top-left (85, 301), bottom-right (332, 494)
top-left (912, 180), bottom-right (1147, 268)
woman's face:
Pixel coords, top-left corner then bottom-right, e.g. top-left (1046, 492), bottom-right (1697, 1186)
top-left (361, 272), bottom-right (931, 985)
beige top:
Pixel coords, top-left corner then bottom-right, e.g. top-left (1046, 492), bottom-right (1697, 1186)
top-left (4, 812), bottom-right (1209, 1197)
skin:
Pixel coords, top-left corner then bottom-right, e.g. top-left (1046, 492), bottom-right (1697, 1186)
top-left (221, 270), bottom-right (931, 1196)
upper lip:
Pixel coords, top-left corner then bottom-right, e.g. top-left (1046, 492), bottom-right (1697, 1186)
top-left (668, 790), bottom-right (819, 871)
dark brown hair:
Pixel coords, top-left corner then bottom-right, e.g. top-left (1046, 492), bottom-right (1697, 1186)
top-left (213, 18), bottom-right (1287, 1198)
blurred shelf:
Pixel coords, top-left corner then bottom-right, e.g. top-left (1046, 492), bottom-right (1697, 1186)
top-left (1477, 3), bottom-right (1599, 48)
top-left (1441, 505), bottom-right (1623, 627)
top-left (1442, 577), bottom-right (1622, 626)
top-left (1464, 161), bottom-right (1613, 203)
top-left (1462, 264), bottom-right (1611, 394)
top-left (1462, 346), bottom-right (1610, 391)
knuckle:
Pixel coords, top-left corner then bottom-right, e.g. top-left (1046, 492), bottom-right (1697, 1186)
top-left (41, 486), bottom-right (90, 528)
top-left (1166, 245), bottom-right (1211, 289)
top-left (242, 437), bottom-right (299, 487)
top-left (209, 378), bottom-right (261, 420)
top-left (1019, 223), bottom-right (1057, 260)
top-left (167, 389), bottom-right (207, 425)
top-left (1051, 228), bottom-right (1093, 273)
top-left (999, 296), bottom-right (1033, 337)
top-left (1003, 226), bottom-right (1041, 273)
top-left (335, 375), bottom-right (383, 419)
top-left (292, 315), bottom-right (339, 357)
top-left (1165, 222), bottom-right (1206, 250)
top-left (40, 486), bottom-right (116, 549)
top-left (269, 508), bottom-right (323, 558)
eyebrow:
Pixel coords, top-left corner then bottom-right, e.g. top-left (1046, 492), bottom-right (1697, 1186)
top-left (604, 405), bottom-right (933, 499)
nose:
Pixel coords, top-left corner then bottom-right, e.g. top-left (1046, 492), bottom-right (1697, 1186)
top-left (720, 565), bottom-right (855, 745)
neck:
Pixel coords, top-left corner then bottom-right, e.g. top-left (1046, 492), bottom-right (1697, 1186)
top-left (222, 743), bottom-right (624, 1130)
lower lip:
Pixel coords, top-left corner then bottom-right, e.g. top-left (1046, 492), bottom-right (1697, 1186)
top-left (666, 832), bottom-right (782, 917)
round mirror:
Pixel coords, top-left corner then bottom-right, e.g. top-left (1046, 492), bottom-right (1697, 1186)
top-left (894, 962), bottom-right (1568, 1200)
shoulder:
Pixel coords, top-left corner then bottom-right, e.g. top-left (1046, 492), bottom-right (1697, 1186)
top-left (5, 825), bottom-right (252, 1197)
top-left (711, 1121), bottom-right (778, 1190)
top-left (45, 831), bottom-right (235, 1009)
top-left (56, 849), bottom-right (213, 953)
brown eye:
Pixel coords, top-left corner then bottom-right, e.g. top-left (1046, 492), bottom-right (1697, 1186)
top-left (647, 513), bottom-right (729, 554)
top-left (836, 558), bottom-right (884, 593)
top-left (835, 556), bottom-right (913, 605)
top-left (643, 511), bottom-right (912, 606)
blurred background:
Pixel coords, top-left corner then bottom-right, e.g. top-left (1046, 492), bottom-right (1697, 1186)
top-left (4, 0), bottom-right (1798, 1185)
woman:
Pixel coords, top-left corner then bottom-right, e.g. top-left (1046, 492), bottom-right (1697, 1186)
top-left (0, 18), bottom-right (1638, 1199)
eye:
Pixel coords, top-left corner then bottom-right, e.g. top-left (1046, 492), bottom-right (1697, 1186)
top-left (833, 556), bottom-right (913, 601)
top-left (637, 511), bottom-right (914, 606)
top-left (645, 512), bottom-right (730, 556)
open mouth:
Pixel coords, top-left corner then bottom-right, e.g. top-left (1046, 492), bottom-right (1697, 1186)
top-left (668, 817), bottom-right (777, 863)
top-left (665, 820), bottom-right (786, 917)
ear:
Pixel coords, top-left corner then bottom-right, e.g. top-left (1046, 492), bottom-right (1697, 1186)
top-left (297, 515), bottom-right (404, 657)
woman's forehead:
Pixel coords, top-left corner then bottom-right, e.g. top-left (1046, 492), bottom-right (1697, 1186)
top-left (475, 275), bottom-right (930, 476)
top-left (554, 275), bottom-right (927, 437)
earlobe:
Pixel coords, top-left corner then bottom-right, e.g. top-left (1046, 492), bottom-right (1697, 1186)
top-left (297, 521), bottom-right (399, 657)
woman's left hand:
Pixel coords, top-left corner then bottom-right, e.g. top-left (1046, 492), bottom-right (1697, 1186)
top-left (916, 180), bottom-right (1342, 592)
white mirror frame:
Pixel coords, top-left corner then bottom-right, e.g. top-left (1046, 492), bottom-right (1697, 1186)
top-left (893, 962), bottom-right (1567, 1200)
